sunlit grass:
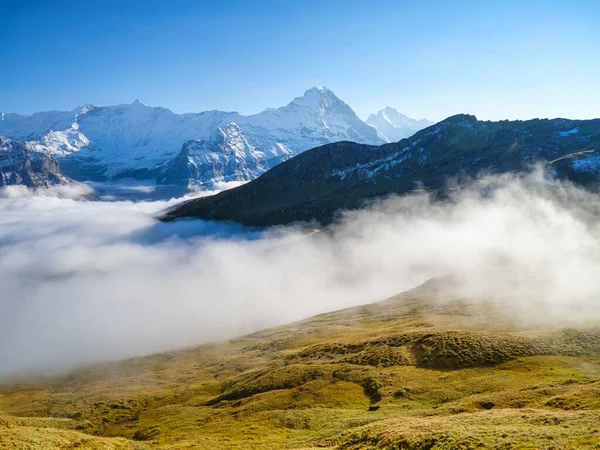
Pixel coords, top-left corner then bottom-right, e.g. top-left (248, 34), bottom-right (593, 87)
top-left (1, 287), bottom-right (600, 448)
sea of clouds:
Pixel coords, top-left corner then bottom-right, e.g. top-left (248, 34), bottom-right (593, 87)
top-left (1, 172), bottom-right (600, 376)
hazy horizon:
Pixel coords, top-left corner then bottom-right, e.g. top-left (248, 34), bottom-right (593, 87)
top-left (3, 85), bottom-right (597, 125)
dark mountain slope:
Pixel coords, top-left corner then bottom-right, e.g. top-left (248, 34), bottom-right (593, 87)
top-left (161, 115), bottom-right (600, 226)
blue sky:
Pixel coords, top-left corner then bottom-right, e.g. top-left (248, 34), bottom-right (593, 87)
top-left (2, 0), bottom-right (599, 121)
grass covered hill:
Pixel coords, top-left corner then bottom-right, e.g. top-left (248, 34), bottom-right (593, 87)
top-left (1, 280), bottom-right (600, 449)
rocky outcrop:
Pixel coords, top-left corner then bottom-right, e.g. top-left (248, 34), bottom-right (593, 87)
top-left (0, 136), bottom-right (70, 188)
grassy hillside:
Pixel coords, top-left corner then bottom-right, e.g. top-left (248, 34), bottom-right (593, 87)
top-left (1, 281), bottom-right (600, 449)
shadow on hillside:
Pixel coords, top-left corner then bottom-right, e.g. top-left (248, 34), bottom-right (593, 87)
top-left (129, 217), bottom-right (262, 244)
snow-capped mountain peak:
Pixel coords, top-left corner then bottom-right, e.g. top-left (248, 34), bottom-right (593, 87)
top-left (366, 107), bottom-right (434, 143)
top-left (245, 86), bottom-right (381, 147)
top-left (369, 106), bottom-right (409, 124)
top-left (76, 104), bottom-right (97, 117)
top-left (1, 87), bottom-right (385, 188)
top-left (287, 85), bottom-right (348, 110)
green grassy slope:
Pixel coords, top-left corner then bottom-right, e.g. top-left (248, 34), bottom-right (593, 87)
top-left (1, 282), bottom-right (600, 449)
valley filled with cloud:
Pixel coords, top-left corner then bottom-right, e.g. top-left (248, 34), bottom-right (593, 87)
top-left (2, 172), bottom-right (599, 376)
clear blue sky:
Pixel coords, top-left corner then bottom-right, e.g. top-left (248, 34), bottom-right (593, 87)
top-left (2, 0), bottom-right (599, 121)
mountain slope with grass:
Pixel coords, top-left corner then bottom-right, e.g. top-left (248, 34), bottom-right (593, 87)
top-left (2, 279), bottom-right (600, 449)
top-left (161, 115), bottom-right (600, 226)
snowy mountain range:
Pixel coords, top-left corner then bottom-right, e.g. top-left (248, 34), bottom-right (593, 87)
top-left (0, 87), bottom-right (430, 190)
top-left (366, 107), bottom-right (433, 142)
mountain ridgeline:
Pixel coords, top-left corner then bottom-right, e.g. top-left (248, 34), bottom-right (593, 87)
top-left (162, 115), bottom-right (600, 226)
top-left (1, 87), bottom-right (430, 189)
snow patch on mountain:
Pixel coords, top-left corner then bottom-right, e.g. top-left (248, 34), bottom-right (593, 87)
top-left (559, 127), bottom-right (579, 137)
top-left (331, 145), bottom-right (413, 182)
top-left (160, 123), bottom-right (285, 186)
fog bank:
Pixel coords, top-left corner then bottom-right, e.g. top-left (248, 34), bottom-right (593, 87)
top-left (1, 172), bottom-right (600, 376)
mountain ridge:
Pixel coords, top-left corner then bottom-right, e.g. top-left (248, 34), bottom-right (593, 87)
top-left (1, 87), bottom-right (423, 189)
top-left (161, 114), bottom-right (600, 226)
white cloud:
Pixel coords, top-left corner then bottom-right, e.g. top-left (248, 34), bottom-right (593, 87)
top-left (1, 172), bottom-right (600, 376)
top-left (0, 183), bottom-right (95, 200)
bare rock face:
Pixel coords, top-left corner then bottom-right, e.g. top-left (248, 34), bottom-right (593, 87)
top-left (0, 136), bottom-right (70, 188)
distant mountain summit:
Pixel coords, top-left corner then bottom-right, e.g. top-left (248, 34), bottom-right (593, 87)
top-left (0, 87), bottom-right (384, 188)
top-left (366, 107), bottom-right (433, 142)
top-left (250, 86), bottom-right (380, 147)
top-left (162, 115), bottom-right (600, 226)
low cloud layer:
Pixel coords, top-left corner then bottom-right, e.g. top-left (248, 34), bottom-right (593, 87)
top-left (0, 183), bottom-right (95, 200)
top-left (1, 172), bottom-right (600, 376)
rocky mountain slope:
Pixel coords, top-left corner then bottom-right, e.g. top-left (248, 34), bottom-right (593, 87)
top-left (0, 137), bottom-right (70, 188)
top-left (162, 114), bottom-right (600, 226)
top-left (2, 278), bottom-right (600, 449)
top-left (366, 106), bottom-right (433, 142)
top-left (1, 87), bottom-right (393, 188)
